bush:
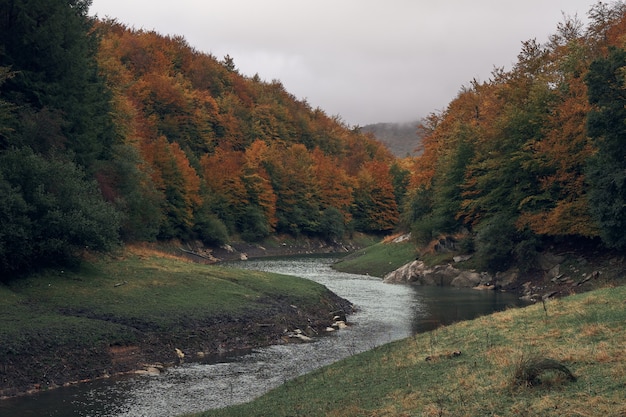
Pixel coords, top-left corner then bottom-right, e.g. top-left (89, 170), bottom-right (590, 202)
top-left (473, 214), bottom-right (517, 273)
top-left (0, 148), bottom-right (120, 277)
top-left (318, 207), bottom-right (345, 241)
top-left (239, 206), bottom-right (271, 242)
top-left (194, 209), bottom-right (229, 246)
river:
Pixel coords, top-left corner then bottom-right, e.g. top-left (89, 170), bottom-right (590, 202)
top-left (1, 255), bottom-right (525, 417)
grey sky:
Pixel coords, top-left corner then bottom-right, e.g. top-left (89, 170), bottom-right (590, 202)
top-left (90, 1), bottom-right (597, 126)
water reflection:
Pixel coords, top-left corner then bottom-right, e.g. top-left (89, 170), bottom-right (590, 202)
top-left (410, 286), bottom-right (523, 333)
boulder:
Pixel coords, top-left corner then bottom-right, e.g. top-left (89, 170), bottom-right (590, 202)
top-left (384, 261), bottom-right (491, 289)
top-left (537, 252), bottom-right (565, 272)
top-left (451, 270), bottom-right (483, 288)
top-left (383, 260), bottom-right (425, 284)
top-left (495, 269), bottom-right (519, 288)
top-left (429, 264), bottom-right (463, 286)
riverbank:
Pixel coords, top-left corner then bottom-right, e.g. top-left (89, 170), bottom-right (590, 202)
top-left (190, 283), bottom-right (626, 417)
top-left (334, 234), bottom-right (626, 302)
top-left (0, 246), bottom-right (353, 399)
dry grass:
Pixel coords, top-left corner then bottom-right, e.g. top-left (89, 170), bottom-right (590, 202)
top-left (192, 285), bottom-right (626, 417)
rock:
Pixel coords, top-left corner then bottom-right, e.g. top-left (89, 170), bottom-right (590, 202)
top-left (384, 260), bottom-right (493, 288)
top-left (430, 264), bottom-right (462, 286)
top-left (433, 236), bottom-right (457, 252)
top-left (332, 320), bottom-right (348, 329)
top-left (453, 254), bottom-right (472, 263)
top-left (391, 233), bottom-right (411, 243)
top-left (135, 366), bottom-right (161, 376)
top-left (543, 291), bottom-right (559, 300)
top-left (451, 270), bottom-right (482, 288)
top-left (547, 264), bottom-right (560, 280)
top-left (537, 252), bottom-right (565, 272)
top-left (495, 269), bottom-right (519, 288)
top-left (288, 330), bottom-right (313, 342)
top-left (473, 284), bottom-right (493, 291)
top-left (175, 348), bottom-right (185, 361)
top-left (383, 260), bottom-right (424, 284)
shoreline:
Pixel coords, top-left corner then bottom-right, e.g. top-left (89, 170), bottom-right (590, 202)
top-left (0, 245), bottom-right (356, 400)
top-left (1, 293), bottom-right (354, 400)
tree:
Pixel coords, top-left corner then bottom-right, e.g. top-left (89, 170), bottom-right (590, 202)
top-left (200, 145), bottom-right (249, 232)
top-left (0, 67), bottom-right (16, 148)
top-left (352, 161), bottom-right (399, 233)
top-left (517, 35), bottom-right (597, 238)
top-left (0, 148), bottom-right (120, 277)
top-left (142, 136), bottom-right (200, 239)
top-left (94, 144), bottom-right (163, 242)
top-left (0, 0), bottom-right (116, 168)
top-left (585, 47), bottom-right (626, 248)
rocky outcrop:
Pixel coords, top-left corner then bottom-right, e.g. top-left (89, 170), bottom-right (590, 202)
top-left (383, 260), bottom-right (492, 289)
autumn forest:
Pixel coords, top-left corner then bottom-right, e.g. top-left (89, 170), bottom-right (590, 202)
top-left (2, 1), bottom-right (626, 277)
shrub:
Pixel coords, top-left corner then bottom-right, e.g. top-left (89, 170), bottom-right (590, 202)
top-left (0, 148), bottom-right (120, 277)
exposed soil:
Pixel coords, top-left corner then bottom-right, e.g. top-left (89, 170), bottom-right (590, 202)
top-left (0, 277), bottom-right (354, 399)
top-left (175, 235), bottom-right (367, 264)
top-left (498, 239), bottom-right (626, 301)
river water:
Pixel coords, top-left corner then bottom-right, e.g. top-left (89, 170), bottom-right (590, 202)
top-left (1, 255), bottom-right (524, 417)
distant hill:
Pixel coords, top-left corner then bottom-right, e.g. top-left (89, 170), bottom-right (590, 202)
top-left (362, 121), bottom-right (424, 157)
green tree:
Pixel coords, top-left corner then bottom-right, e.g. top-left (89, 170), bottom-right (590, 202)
top-left (0, 148), bottom-right (120, 277)
top-left (94, 144), bottom-right (163, 242)
top-left (0, 0), bottom-right (115, 167)
top-left (585, 47), bottom-right (626, 248)
top-left (0, 67), bottom-right (15, 148)
top-left (318, 207), bottom-right (346, 241)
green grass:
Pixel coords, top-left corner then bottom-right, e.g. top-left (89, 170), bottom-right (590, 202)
top-left (333, 239), bottom-right (417, 277)
top-left (0, 248), bottom-right (333, 356)
top-left (187, 284), bottom-right (626, 417)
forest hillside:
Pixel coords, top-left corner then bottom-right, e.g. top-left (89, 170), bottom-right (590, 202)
top-left (361, 121), bottom-right (424, 157)
top-left (3, 1), bottom-right (626, 279)
top-left (0, 2), bottom-right (408, 277)
top-left (401, 1), bottom-right (626, 273)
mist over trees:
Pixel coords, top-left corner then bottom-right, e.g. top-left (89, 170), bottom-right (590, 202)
top-left (361, 121), bottom-right (424, 157)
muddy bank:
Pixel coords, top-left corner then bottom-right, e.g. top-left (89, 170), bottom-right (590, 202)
top-left (0, 290), bottom-right (353, 399)
top-left (176, 235), bottom-right (372, 264)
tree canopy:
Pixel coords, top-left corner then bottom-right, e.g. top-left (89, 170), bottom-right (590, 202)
top-left (403, 1), bottom-right (626, 271)
top-left (4, 0), bottom-right (626, 277)
top-left (0, 2), bottom-right (400, 276)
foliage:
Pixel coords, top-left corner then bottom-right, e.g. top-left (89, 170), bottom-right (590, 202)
top-left (403, 2), bottom-right (626, 266)
top-left (585, 47), bottom-right (626, 248)
top-left (95, 20), bottom-right (399, 244)
top-left (1, 0), bottom-right (403, 277)
top-left (0, 148), bottom-right (120, 277)
top-left (318, 207), bottom-right (346, 241)
top-left (0, 0), bottom-right (115, 167)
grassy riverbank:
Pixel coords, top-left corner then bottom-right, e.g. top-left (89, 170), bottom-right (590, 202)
top-left (333, 238), bottom-right (417, 277)
top-left (187, 284), bottom-right (626, 417)
top-left (0, 246), bottom-right (351, 398)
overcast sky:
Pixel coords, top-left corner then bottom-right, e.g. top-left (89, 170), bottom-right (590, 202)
top-left (90, 1), bottom-right (597, 126)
